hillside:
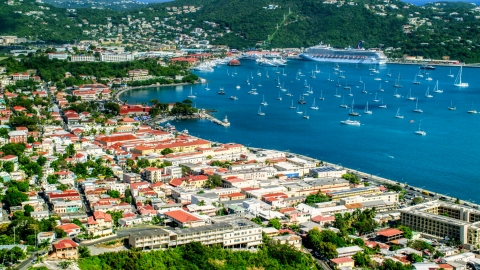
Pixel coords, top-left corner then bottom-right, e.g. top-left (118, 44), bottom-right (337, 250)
top-left (1, 0), bottom-right (480, 62)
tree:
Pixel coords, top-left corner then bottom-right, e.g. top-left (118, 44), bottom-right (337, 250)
top-left (107, 190), bottom-right (120, 198)
top-left (47, 174), bottom-right (60, 184)
top-left (318, 242), bottom-right (338, 259)
top-left (23, 204), bottom-right (34, 216)
top-left (353, 251), bottom-right (371, 267)
top-left (3, 161), bottom-right (14, 173)
top-left (455, 198), bottom-right (461, 204)
top-left (398, 225), bottom-right (413, 239)
top-left (413, 197), bottom-right (424, 205)
top-left (342, 173), bottom-right (360, 184)
top-left (205, 174), bottom-right (223, 189)
top-left (59, 261), bottom-right (73, 269)
top-left (65, 144), bottom-right (76, 157)
top-left (56, 184), bottom-right (69, 191)
top-left (305, 191), bottom-right (330, 205)
top-left (161, 148), bottom-right (173, 155)
top-left (4, 189), bottom-right (28, 206)
top-left (1, 143), bottom-right (26, 156)
top-left (268, 218), bottom-right (281, 230)
top-left (37, 155), bottom-right (47, 166)
top-left (12, 211), bottom-right (25, 220)
top-left (54, 228), bottom-right (67, 238)
top-left (107, 211), bottom-right (123, 226)
top-left (198, 200), bottom-right (206, 206)
top-left (79, 246), bottom-right (91, 258)
top-left (408, 253), bottom-right (423, 263)
top-left (251, 217), bottom-right (263, 226)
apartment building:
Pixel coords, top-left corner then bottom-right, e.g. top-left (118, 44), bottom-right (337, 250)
top-left (328, 187), bottom-right (382, 201)
top-left (128, 218), bottom-right (262, 249)
top-left (142, 167), bottom-right (162, 183)
top-left (70, 55), bottom-right (95, 62)
top-left (400, 201), bottom-right (480, 249)
top-left (100, 53), bottom-right (134, 62)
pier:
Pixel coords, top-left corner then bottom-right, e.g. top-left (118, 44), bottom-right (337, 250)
top-left (200, 111), bottom-right (230, 127)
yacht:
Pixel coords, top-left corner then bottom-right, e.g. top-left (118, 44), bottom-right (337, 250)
top-left (296, 106), bottom-right (303, 114)
top-left (415, 123), bottom-right (426, 136)
top-left (379, 98), bottom-right (387, 108)
top-left (290, 100), bottom-right (296, 109)
top-left (433, 80), bottom-right (443, 93)
top-left (341, 119), bottom-right (361, 126)
top-left (373, 93), bottom-right (380, 103)
top-left (319, 90), bottom-right (325, 100)
top-left (303, 108), bottom-right (310, 119)
top-left (364, 102), bottom-right (372, 114)
top-left (468, 101), bottom-right (477, 114)
top-left (311, 99), bottom-right (319, 110)
top-left (340, 97), bottom-right (349, 108)
top-left (407, 89), bottom-right (416, 101)
top-left (448, 100), bottom-right (456, 111)
top-left (218, 87), bottom-right (226, 95)
top-left (413, 98), bottom-right (423, 113)
top-left (393, 89), bottom-right (401, 98)
top-left (425, 87), bottom-right (433, 98)
top-left (261, 95), bottom-right (268, 106)
top-left (258, 106), bottom-right (265, 116)
top-left (395, 108), bottom-right (404, 119)
top-left (454, 66), bottom-right (469, 87)
top-left (349, 100), bottom-right (359, 116)
top-left (229, 96), bottom-right (238, 100)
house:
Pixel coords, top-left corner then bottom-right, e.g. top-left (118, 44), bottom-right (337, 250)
top-left (50, 239), bottom-right (78, 260)
top-left (271, 234), bottom-right (302, 250)
top-left (87, 211), bottom-right (114, 237)
top-left (8, 130), bottom-right (27, 143)
top-left (330, 257), bottom-right (355, 269)
top-left (377, 228), bottom-right (404, 243)
top-left (163, 209), bottom-right (205, 228)
top-left (56, 223), bottom-right (81, 237)
top-left (37, 231), bottom-right (56, 244)
top-left (142, 167), bottom-right (162, 183)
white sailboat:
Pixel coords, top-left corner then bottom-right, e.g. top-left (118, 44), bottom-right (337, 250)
top-left (425, 87), bottom-right (433, 98)
top-left (362, 83), bottom-right (367, 94)
top-left (393, 74), bottom-right (403, 88)
top-left (344, 79), bottom-right (351, 90)
top-left (303, 108), bottom-right (309, 119)
top-left (413, 73), bottom-right (420, 85)
top-left (364, 102), bottom-right (372, 114)
top-left (290, 100), bottom-right (296, 109)
top-left (415, 123), bottom-right (426, 136)
top-left (258, 106), bottom-right (265, 116)
top-left (282, 68), bottom-right (287, 76)
top-left (413, 98), bottom-right (423, 113)
top-left (205, 83), bottom-right (210, 91)
top-left (311, 71), bottom-right (316, 79)
top-left (359, 76), bottom-right (363, 84)
top-left (296, 106), bottom-right (303, 114)
top-left (278, 91), bottom-right (282, 101)
top-left (447, 69), bottom-right (454, 78)
top-left (448, 100), bottom-right (456, 111)
top-left (261, 95), bottom-right (268, 106)
top-left (340, 96), bottom-right (348, 108)
top-left (348, 88), bottom-right (353, 97)
top-left (468, 101), bottom-right (477, 114)
top-left (433, 80), bottom-right (443, 93)
top-left (315, 64), bottom-right (320, 74)
top-left (187, 87), bottom-right (197, 99)
top-left (257, 69), bottom-right (261, 76)
top-left (349, 100), bottom-right (359, 116)
top-left (311, 99), bottom-right (319, 110)
top-left (407, 89), bottom-right (416, 101)
top-left (454, 66), bottom-right (469, 87)
top-left (373, 93), bottom-right (380, 102)
top-left (395, 108), bottom-right (404, 119)
top-left (265, 70), bottom-right (269, 78)
top-left (334, 88), bottom-right (341, 98)
top-left (319, 90), bottom-right (325, 100)
top-left (379, 84), bottom-right (384, 92)
top-left (387, 69), bottom-right (392, 77)
top-left (394, 89), bottom-right (401, 98)
top-left (379, 98), bottom-right (387, 108)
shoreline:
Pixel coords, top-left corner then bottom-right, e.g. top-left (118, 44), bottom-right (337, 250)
top-left (114, 82), bottom-right (199, 103)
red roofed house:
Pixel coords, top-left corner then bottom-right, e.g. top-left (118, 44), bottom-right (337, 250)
top-left (169, 57), bottom-right (199, 65)
top-left (330, 257), bottom-right (354, 269)
top-left (377, 228), bottom-right (404, 243)
top-left (164, 209), bottom-right (205, 228)
top-left (97, 134), bottom-right (138, 147)
top-left (12, 72), bottom-right (30, 81)
top-left (119, 105), bottom-right (150, 116)
top-left (87, 211), bottom-right (114, 237)
top-left (169, 175), bottom-right (208, 189)
top-left (311, 215), bottom-right (335, 226)
top-left (12, 106), bottom-right (27, 113)
top-left (56, 223), bottom-right (81, 237)
top-left (50, 239), bottom-right (78, 260)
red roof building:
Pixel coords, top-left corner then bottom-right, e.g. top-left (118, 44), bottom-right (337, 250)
top-left (377, 228), bottom-right (404, 243)
top-left (164, 209), bottom-right (205, 228)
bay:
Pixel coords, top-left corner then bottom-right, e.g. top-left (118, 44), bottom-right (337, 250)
top-left (120, 60), bottom-right (480, 202)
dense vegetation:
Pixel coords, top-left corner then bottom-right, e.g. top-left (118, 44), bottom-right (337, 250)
top-left (78, 242), bottom-right (320, 270)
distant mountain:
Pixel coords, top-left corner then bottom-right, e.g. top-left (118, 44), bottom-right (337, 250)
top-left (42, 0), bottom-right (171, 11)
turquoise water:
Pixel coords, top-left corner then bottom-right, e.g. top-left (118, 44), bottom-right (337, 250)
top-left (120, 61), bottom-right (480, 201)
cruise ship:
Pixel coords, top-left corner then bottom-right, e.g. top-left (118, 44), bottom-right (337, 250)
top-left (299, 41), bottom-right (388, 65)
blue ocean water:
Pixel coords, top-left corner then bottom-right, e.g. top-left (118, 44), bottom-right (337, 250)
top-left (120, 61), bottom-right (480, 201)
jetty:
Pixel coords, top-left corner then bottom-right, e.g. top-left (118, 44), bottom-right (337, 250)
top-left (200, 111), bottom-right (230, 127)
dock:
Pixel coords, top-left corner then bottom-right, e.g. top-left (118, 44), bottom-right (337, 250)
top-left (200, 112), bottom-right (230, 127)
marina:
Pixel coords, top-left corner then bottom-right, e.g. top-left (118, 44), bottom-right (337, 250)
top-left (120, 60), bottom-right (480, 201)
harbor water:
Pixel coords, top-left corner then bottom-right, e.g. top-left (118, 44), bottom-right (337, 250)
top-left (120, 60), bottom-right (480, 202)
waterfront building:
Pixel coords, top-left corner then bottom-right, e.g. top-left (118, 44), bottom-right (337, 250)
top-left (400, 201), bottom-right (480, 249)
top-left (328, 187), bottom-right (382, 201)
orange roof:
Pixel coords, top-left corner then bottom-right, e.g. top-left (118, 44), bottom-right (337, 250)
top-left (377, 228), bottom-right (403, 237)
top-left (165, 210), bottom-right (201, 223)
top-left (53, 239), bottom-right (78, 249)
top-left (330, 257), bottom-right (354, 264)
top-left (98, 134), bottom-right (137, 143)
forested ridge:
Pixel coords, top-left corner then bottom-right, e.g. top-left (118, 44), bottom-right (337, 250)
top-left (77, 242), bottom-right (320, 270)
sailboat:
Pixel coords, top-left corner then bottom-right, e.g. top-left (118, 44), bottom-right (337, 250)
top-left (379, 98), bottom-right (387, 108)
top-left (250, 71), bottom-right (253, 79)
top-left (387, 69), bottom-right (392, 77)
top-left (290, 100), bottom-right (296, 109)
top-left (315, 64), bottom-right (320, 74)
top-left (395, 108), bottom-right (404, 119)
top-left (261, 95), bottom-right (268, 106)
top-left (447, 69), bottom-right (454, 78)
top-left (393, 75), bottom-right (403, 88)
top-left (286, 89), bottom-right (293, 96)
top-left (340, 96), bottom-right (348, 108)
top-left (278, 91), bottom-right (282, 101)
top-left (328, 73), bottom-right (334, 82)
top-left (265, 70), bottom-right (269, 78)
top-left (407, 89), bottom-right (416, 101)
top-left (336, 78), bottom-right (341, 87)
top-left (257, 69), bottom-right (261, 76)
top-left (394, 89), bottom-right (401, 98)
top-left (187, 87), bottom-right (197, 99)
top-left (344, 80), bottom-right (351, 90)
top-left (258, 106), bottom-right (265, 116)
top-left (359, 77), bottom-right (363, 84)
top-left (433, 80), bottom-right (443, 93)
top-left (413, 98), bottom-right (423, 113)
top-left (362, 83), bottom-right (367, 94)
top-left (373, 93), bottom-right (380, 102)
top-left (296, 106), bottom-right (303, 114)
top-left (280, 82), bottom-right (286, 92)
top-left (425, 87), bottom-right (433, 98)
top-left (311, 99), bottom-right (319, 110)
top-left (334, 88), bottom-right (341, 98)
top-left (364, 102), bottom-right (372, 114)
top-left (374, 74), bottom-right (382, 81)
top-left (311, 71), bottom-right (316, 79)
top-left (468, 101), bottom-right (477, 114)
top-left (205, 83), bottom-right (210, 91)
top-left (425, 73), bottom-right (433, 81)
top-left (303, 108), bottom-right (309, 119)
top-left (282, 68), bottom-right (287, 76)
top-left (348, 88), bottom-right (353, 97)
top-left (413, 73), bottom-right (420, 85)
top-left (415, 123), bottom-right (426, 136)
top-left (307, 86), bottom-right (313, 94)
top-left (319, 90), bottom-right (325, 100)
top-left (218, 87), bottom-right (226, 95)
top-left (454, 66), bottom-right (469, 87)
top-left (275, 67), bottom-right (280, 74)
top-left (349, 100), bottom-right (359, 116)
top-left (338, 71), bottom-right (345, 79)
top-left (448, 100), bottom-right (456, 111)
top-left (304, 79), bottom-right (309, 88)
top-left (379, 84), bottom-right (384, 92)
